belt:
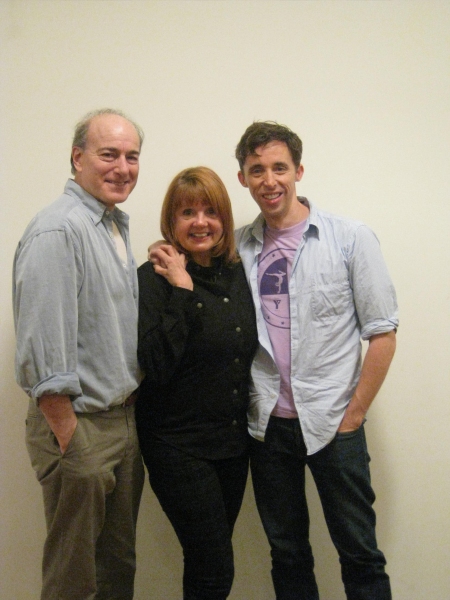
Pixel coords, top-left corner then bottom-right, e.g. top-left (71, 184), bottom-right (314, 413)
top-left (122, 391), bottom-right (139, 407)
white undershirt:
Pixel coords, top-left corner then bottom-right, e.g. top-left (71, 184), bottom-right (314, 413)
top-left (112, 220), bottom-right (128, 265)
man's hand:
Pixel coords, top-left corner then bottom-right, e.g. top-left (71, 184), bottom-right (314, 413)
top-left (337, 393), bottom-right (366, 433)
top-left (148, 239), bottom-right (166, 262)
top-left (151, 245), bottom-right (194, 290)
top-left (38, 394), bottom-right (78, 454)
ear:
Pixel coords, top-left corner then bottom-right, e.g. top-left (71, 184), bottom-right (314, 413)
top-left (295, 164), bottom-right (304, 183)
top-left (237, 170), bottom-right (248, 188)
top-left (71, 147), bottom-right (83, 174)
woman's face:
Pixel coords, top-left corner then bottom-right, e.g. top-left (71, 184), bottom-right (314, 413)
top-left (173, 199), bottom-right (224, 266)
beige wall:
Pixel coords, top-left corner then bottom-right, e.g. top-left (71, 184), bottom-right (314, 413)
top-left (1, 1), bottom-right (449, 598)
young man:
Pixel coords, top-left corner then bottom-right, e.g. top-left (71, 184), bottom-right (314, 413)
top-left (235, 121), bottom-right (398, 600)
top-left (13, 109), bottom-right (145, 600)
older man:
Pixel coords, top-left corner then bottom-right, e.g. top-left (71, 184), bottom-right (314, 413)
top-left (235, 121), bottom-right (398, 600)
top-left (13, 109), bottom-right (145, 600)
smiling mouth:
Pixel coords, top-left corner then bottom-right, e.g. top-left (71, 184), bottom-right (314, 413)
top-left (190, 233), bottom-right (210, 239)
top-left (107, 180), bottom-right (128, 187)
top-left (263, 192), bottom-right (282, 200)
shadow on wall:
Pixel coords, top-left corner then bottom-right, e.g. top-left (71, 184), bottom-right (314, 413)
top-left (0, 321), bottom-right (47, 599)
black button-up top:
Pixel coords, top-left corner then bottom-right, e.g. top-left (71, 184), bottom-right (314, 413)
top-left (136, 257), bottom-right (258, 459)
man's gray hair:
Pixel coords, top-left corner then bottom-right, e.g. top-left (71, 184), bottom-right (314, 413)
top-left (70, 108), bottom-right (144, 175)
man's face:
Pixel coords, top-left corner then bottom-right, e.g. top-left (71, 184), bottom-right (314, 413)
top-left (72, 114), bottom-right (141, 210)
top-left (238, 141), bottom-right (304, 228)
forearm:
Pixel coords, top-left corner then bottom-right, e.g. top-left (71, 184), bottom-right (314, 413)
top-left (138, 265), bottom-right (202, 385)
top-left (38, 394), bottom-right (78, 453)
top-left (338, 330), bottom-right (396, 432)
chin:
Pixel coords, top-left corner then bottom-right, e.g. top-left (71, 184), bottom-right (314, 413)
top-left (107, 196), bottom-right (127, 205)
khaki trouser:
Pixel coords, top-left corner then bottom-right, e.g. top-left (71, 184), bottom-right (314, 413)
top-left (26, 400), bottom-right (145, 600)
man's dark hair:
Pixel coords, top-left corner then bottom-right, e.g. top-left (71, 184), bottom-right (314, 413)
top-left (235, 121), bottom-right (303, 170)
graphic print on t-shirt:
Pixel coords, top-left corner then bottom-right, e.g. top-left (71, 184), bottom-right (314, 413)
top-left (259, 249), bottom-right (295, 329)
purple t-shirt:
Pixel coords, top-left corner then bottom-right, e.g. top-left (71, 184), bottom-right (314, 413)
top-left (258, 219), bottom-right (307, 418)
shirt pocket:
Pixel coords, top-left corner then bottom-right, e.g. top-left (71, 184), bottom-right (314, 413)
top-left (310, 271), bottom-right (353, 321)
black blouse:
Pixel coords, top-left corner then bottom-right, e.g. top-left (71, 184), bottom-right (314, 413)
top-left (136, 258), bottom-right (258, 459)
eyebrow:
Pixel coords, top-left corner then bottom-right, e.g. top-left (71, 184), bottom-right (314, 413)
top-left (248, 163), bottom-right (263, 171)
top-left (98, 146), bottom-right (140, 155)
top-left (248, 161), bottom-right (288, 172)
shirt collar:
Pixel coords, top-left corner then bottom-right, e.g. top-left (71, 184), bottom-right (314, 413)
top-left (64, 179), bottom-right (130, 226)
top-left (249, 196), bottom-right (319, 242)
top-left (302, 198), bottom-right (319, 239)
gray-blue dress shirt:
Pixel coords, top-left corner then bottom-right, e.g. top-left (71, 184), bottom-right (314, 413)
top-left (13, 179), bottom-right (141, 412)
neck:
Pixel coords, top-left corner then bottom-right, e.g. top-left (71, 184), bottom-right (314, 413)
top-left (265, 200), bottom-right (309, 230)
top-left (191, 252), bottom-right (213, 267)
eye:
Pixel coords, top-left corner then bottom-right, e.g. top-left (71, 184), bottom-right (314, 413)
top-left (249, 167), bottom-right (263, 176)
top-left (181, 208), bottom-right (194, 216)
top-left (205, 207), bottom-right (217, 216)
top-left (100, 152), bottom-right (115, 161)
top-left (127, 155), bottom-right (139, 164)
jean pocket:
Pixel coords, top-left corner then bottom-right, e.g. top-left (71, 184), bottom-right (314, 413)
top-left (336, 429), bottom-right (359, 440)
top-left (335, 421), bottom-right (365, 440)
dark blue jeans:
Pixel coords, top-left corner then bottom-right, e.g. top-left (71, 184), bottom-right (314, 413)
top-left (250, 417), bottom-right (391, 600)
top-left (140, 434), bottom-right (249, 600)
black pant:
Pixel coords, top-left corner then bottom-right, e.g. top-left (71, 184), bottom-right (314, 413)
top-left (140, 434), bottom-right (248, 600)
top-left (250, 417), bottom-right (391, 600)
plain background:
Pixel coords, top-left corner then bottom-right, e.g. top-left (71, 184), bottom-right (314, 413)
top-left (1, 1), bottom-right (449, 599)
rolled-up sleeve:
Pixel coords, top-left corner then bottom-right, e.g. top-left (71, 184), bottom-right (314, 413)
top-left (348, 225), bottom-right (399, 340)
top-left (13, 227), bottom-right (83, 401)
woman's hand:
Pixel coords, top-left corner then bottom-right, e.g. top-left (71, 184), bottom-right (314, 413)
top-left (151, 245), bottom-right (194, 290)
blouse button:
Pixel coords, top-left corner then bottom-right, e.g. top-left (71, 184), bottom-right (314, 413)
top-left (233, 389), bottom-right (238, 395)
top-left (234, 358), bottom-right (240, 364)
top-left (196, 302), bottom-right (203, 309)
top-left (235, 326), bottom-right (241, 332)
top-left (232, 420), bottom-right (237, 426)
top-left (223, 297), bottom-right (229, 303)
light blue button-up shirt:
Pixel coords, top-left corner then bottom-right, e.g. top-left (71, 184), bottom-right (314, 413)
top-left (13, 180), bottom-right (141, 412)
top-left (235, 198), bottom-right (398, 454)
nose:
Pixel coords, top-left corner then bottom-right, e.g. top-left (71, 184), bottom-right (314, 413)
top-left (263, 170), bottom-right (276, 187)
top-left (114, 155), bottom-right (129, 175)
top-left (193, 211), bottom-right (208, 226)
